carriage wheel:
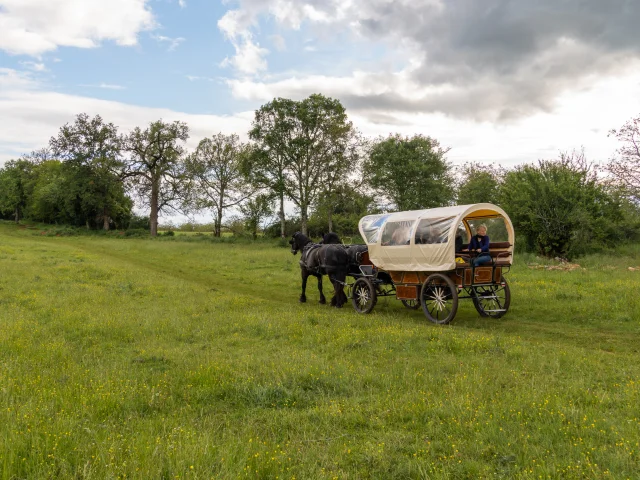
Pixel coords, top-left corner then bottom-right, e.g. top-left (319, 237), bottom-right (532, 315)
top-left (352, 277), bottom-right (377, 314)
top-left (401, 299), bottom-right (421, 310)
top-left (420, 274), bottom-right (458, 325)
top-left (472, 278), bottom-right (511, 318)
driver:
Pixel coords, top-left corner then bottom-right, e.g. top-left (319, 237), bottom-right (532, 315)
top-left (469, 224), bottom-right (491, 266)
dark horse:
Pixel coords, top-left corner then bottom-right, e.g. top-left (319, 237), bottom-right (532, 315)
top-left (289, 232), bottom-right (349, 307)
top-left (320, 232), bottom-right (342, 244)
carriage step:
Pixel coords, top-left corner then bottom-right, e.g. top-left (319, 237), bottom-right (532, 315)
top-left (482, 309), bottom-right (507, 312)
top-left (359, 265), bottom-right (374, 276)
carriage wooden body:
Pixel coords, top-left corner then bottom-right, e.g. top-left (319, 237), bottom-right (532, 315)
top-left (350, 204), bottom-right (514, 324)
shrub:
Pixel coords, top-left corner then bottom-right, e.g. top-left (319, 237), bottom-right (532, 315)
top-left (499, 152), bottom-right (640, 258)
top-left (124, 228), bottom-right (149, 237)
top-left (126, 215), bottom-right (150, 230)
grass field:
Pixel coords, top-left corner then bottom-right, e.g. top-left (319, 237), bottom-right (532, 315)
top-left (1, 221), bottom-right (639, 479)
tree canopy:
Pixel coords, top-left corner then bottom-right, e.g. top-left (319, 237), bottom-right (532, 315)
top-left (364, 134), bottom-right (455, 211)
top-left (249, 94), bottom-right (356, 235)
top-left (123, 120), bottom-right (189, 236)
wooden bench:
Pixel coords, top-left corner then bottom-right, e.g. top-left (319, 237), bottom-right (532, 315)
top-left (456, 242), bottom-right (512, 267)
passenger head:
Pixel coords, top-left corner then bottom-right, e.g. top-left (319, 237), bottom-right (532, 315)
top-left (476, 224), bottom-right (487, 236)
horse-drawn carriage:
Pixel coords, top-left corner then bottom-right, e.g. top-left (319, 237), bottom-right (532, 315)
top-left (349, 203), bottom-right (514, 324)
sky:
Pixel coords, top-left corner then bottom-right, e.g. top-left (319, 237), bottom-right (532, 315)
top-left (1, 0), bottom-right (640, 171)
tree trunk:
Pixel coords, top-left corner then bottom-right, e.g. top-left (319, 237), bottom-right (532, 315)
top-left (14, 207), bottom-right (19, 224)
top-left (150, 178), bottom-right (159, 237)
top-left (103, 209), bottom-right (110, 231)
top-left (215, 208), bottom-right (223, 237)
top-left (301, 204), bottom-right (308, 236)
top-left (328, 209), bottom-right (333, 233)
top-left (279, 192), bottom-right (286, 238)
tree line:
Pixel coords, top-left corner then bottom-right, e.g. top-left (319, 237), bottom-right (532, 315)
top-left (1, 93), bottom-right (640, 258)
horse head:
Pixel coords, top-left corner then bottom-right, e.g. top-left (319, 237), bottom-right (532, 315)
top-left (320, 232), bottom-right (342, 244)
top-left (289, 231), bottom-right (311, 255)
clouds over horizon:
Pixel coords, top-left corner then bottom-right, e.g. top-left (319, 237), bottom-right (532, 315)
top-left (1, 0), bottom-right (640, 173)
top-left (2, 66), bottom-right (638, 173)
top-left (220, 0), bottom-right (640, 122)
top-left (0, 69), bottom-right (253, 164)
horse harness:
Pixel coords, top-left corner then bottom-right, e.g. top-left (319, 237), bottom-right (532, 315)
top-left (299, 243), bottom-right (323, 275)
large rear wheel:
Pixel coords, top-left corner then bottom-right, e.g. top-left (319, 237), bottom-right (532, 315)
top-left (472, 278), bottom-right (511, 318)
top-left (401, 299), bottom-right (421, 310)
top-left (352, 277), bottom-right (377, 314)
top-left (420, 274), bottom-right (458, 324)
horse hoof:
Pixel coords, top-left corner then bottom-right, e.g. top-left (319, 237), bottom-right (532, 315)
top-left (319, 299), bottom-right (326, 305)
top-left (299, 297), bottom-right (307, 303)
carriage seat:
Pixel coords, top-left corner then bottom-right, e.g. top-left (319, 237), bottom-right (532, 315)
top-left (455, 242), bottom-right (513, 266)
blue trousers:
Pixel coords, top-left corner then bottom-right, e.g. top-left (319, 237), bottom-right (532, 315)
top-left (472, 253), bottom-right (492, 267)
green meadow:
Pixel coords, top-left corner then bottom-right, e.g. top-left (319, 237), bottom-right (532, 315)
top-left (0, 221), bottom-right (639, 479)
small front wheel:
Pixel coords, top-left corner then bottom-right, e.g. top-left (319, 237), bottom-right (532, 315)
top-left (472, 278), bottom-right (511, 318)
top-left (352, 277), bottom-right (377, 314)
top-left (420, 274), bottom-right (458, 324)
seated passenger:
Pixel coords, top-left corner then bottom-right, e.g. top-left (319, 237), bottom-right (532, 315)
top-left (455, 234), bottom-right (464, 253)
top-left (469, 224), bottom-right (491, 266)
top-left (415, 224), bottom-right (430, 244)
top-left (431, 226), bottom-right (444, 243)
top-left (391, 226), bottom-right (409, 245)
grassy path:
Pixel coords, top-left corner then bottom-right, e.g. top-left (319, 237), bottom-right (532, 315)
top-left (1, 222), bottom-right (639, 479)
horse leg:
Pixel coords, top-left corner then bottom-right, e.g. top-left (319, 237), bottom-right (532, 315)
top-left (300, 269), bottom-right (308, 303)
top-left (317, 274), bottom-right (326, 304)
top-left (341, 275), bottom-right (349, 306)
top-left (328, 274), bottom-right (338, 307)
top-left (334, 273), bottom-right (346, 308)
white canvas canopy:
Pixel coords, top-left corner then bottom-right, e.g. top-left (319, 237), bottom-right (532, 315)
top-left (358, 203), bottom-right (515, 272)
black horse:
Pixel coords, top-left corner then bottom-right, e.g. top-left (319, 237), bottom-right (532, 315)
top-left (319, 232), bottom-right (342, 244)
top-left (289, 232), bottom-right (349, 307)
top-left (343, 244), bottom-right (369, 276)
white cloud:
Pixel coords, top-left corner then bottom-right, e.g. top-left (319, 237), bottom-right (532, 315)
top-left (152, 34), bottom-right (186, 52)
top-left (19, 60), bottom-right (47, 72)
top-left (186, 75), bottom-right (215, 82)
top-left (218, 8), bottom-right (269, 75)
top-left (220, 37), bottom-right (268, 75)
top-left (1, 62), bottom-right (638, 183)
top-left (0, 0), bottom-right (156, 56)
top-left (0, 69), bottom-right (252, 165)
top-left (0, 67), bottom-right (38, 89)
top-left (79, 83), bottom-right (127, 90)
top-left (178, 0), bottom-right (186, 7)
top-left (227, 67), bottom-right (640, 168)
top-left (217, 0), bottom-right (640, 122)
top-left (269, 34), bottom-right (286, 52)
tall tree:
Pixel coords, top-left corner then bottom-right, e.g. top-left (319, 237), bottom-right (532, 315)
top-left (607, 115), bottom-right (640, 201)
top-left (184, 133), bottom-right (253, 237)
top-left (249, 94), bottom-right (355, 235)
top-left (123, 120), bottom-right (189, 236)
top-left (240, 193), bottom-right (274, 239)
top-left (364, 134), bottom-right (454, 211)
top-left (310, 183), bottom-right (376, 236)
top-left (245, 137), bottom-right (288, 238)
top-left (0, 159), bottom-right (35, 223)
top-left (456, 162), bottom-right (503, 205)
top-left (49, 113), bottom-right (127, 230)
top-left (317, 133), bottom-right (366, 232)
